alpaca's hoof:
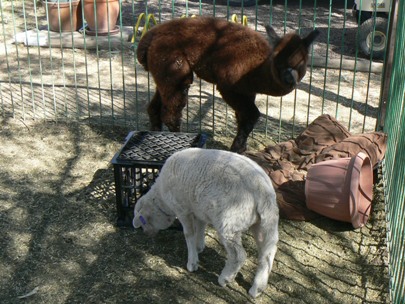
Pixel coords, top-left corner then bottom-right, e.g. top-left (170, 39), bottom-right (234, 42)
top-left (230, 142), bottom-right (247, 154)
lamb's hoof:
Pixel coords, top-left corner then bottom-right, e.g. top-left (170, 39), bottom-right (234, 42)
top-left (197, 245), bottom-right (205, 253)
top-left (248, 285), bottom-right (263, 298)
top-left (218, 276), bottom-right (228, 287)
top-left (218, 274), bottom-right (235, 287)
top-left (187, 262), bottom-right (198, 272)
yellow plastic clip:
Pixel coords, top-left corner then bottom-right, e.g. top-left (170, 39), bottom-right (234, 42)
top-left (231, 14), bottom-right (248, 26)
top-left (132, 13), bottom-right (158, 43)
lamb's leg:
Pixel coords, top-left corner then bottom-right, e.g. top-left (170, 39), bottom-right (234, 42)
top-left (218, 232), bottom-right (246, 287)
top-left (217, 89), bottom-right (259, 153)
top-left (195, 218), bottom-right (207, 253)
top-left (147, 89), bottom-right (163, 131)
top-left (249, 222), bottom-right (279, 298)
top-left (177, 214), bottom-right (199, 272)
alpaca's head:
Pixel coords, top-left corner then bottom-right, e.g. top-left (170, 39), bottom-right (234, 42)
top-left (266, 26), bottom-right (319, 91)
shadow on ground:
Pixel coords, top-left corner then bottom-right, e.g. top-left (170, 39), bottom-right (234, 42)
top-left (0, 119), bottom-right (388, 303)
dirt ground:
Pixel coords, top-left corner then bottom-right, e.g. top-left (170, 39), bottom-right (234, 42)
top-left (0, 1), bottom-right (389, 303)
top-left (0, 118), bottom-right (388, 303)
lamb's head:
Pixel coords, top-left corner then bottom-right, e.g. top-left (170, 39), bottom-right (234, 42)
top-left (266, 26), bottom-right (319, 94)
top-left (133, 193), bottom-right (176, 237)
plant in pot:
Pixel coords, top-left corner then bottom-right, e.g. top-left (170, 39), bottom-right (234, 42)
top-left (45, 0), bottom-right (83, 32)
top-left (83, 0), bottom-right (120, 36)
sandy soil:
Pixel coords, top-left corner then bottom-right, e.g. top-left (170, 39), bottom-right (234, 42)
top-left (0, 119), bottom-right (388, 303)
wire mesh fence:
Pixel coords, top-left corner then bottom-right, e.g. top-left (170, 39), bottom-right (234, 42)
top-left (381, 0), bottom-right (405, 303)
top-left (1, 0), bottom-right (386, 143)
top-left (0, 0), bottom-right (404, 302)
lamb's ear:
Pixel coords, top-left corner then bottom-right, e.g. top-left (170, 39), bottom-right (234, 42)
top-left (133, 205), bottom-right (147, 229)
top-left (303, 29), bottom-right (320, 48)
top-left (265, 25), bottom-right (281, 47)
top-left (132, 213), bottom-right (142, 228)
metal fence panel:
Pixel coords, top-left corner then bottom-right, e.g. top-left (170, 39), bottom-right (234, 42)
top-left (1, 0), bottom-right (404, 302)
top-left (382, 0), bottom-right (405, 302)
top-left (1, 0), bottom-right (386, 142)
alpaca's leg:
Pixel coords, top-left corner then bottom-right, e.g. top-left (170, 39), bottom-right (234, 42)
top-left (249, 221), bottom-right (279, 298)
top-left (217, 89), bottom-right (259, 153)
top-left (160, 84), bottom-right (191, 132)
top-left (153, 58), bottom-right (193, 132)
top-left (195, 218), bottom-right (207, 253)
top-left (147, 89), bottom-right (163, 131)
top-left (177, 213), bottom-right (199, 272)
top-left (218, 232), bottom-right (246, 287)
top-left (232, 103), bottom-right (260, 153)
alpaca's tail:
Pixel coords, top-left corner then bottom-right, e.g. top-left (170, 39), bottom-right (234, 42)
top-left (136, 31), bottom-right (154, 71)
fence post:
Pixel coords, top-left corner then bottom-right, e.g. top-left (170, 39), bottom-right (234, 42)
top-left (377, 0), bottom-right (399, 131)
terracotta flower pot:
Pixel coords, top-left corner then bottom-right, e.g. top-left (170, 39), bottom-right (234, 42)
top-left (46, 0), bottom-right (83, 32)
top-left (305, 152), bottom-right (373, 228)
top-left (83, 0), bottom-right (120, 35)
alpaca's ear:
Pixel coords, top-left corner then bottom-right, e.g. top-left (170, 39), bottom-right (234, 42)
top-left (303, 29), bottom-right (320, 48)
top-left (265, 25), bottom-right (281, 47)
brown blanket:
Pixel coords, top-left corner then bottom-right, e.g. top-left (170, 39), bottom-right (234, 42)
top-left (245, 114), bottom-right (387, 220)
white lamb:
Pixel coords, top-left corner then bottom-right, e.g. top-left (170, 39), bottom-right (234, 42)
top-left (133, 148), bottom-right (279, 298)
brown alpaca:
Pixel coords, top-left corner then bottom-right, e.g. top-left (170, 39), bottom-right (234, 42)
top-left (137, 17), bottom-right (319, 153)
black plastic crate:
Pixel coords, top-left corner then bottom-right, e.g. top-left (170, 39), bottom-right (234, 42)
top-left (111, 131), bottom-right (207, 227)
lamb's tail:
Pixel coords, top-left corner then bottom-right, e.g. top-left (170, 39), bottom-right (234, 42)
top-left (136, 31), bottom-right (154, 71)
top-left (255, 192), bottom-right (279, 243)
top-left (249, 195), bottom-right (279, 298)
